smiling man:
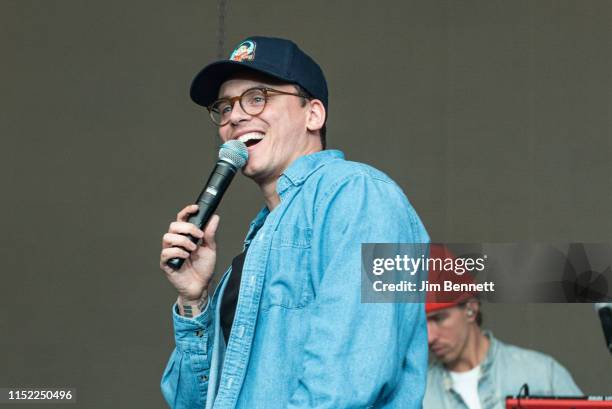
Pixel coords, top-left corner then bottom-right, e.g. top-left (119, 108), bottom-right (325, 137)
top-left (159, 36), bottom-right (429, 409)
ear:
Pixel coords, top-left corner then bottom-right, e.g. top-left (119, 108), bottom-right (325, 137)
top-left (465, 299), bottom-right (480, 322)
top-left (305, 99), bottom-right (326, 133)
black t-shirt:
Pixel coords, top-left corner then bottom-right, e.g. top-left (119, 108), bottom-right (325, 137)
top-left (220, 250), bottom-right (246, 344)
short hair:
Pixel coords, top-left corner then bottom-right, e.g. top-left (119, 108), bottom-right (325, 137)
top-left (294, 85), bottom-right (327, 149)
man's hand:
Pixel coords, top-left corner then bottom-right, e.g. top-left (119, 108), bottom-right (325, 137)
top-left (160, 204), bottom-right (220, 310)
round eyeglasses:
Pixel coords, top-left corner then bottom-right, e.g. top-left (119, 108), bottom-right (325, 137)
top-left (207, 87), bottom-right (308, 126)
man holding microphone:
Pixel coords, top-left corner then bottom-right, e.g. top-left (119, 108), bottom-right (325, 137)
top-left (159, 36), bottom-right (429, 409)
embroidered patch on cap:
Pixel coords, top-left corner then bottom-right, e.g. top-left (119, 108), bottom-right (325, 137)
top-left (229, 40), bottom-right (256, 62)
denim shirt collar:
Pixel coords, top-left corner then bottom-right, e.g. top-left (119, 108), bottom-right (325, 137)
top-left (276, 150), bottom-right (344, 195)
top-left (479, 330), bottom-right (498, 375)
top-left (242, 150), bottom-right (344, 247)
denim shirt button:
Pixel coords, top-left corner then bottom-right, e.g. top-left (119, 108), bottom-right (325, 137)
top-left (195, 330), bottom-right (203, 337)
top-left (200, 374), bottom-right (208, 382)
top-left (236, 325), bottom-right (245, 338)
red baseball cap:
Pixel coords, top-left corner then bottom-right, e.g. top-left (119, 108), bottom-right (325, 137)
top-left (425, 244), bottom-right (479, 313)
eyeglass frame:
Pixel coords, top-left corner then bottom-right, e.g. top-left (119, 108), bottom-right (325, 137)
top-left (206, 86), bottom-right (311, 126)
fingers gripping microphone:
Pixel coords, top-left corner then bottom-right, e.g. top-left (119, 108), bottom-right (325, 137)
top-left (167, 140), bottom-right (248, 270)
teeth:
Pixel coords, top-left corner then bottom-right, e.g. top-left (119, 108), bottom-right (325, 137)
top-left (238, 132), bottom-right (264, 144)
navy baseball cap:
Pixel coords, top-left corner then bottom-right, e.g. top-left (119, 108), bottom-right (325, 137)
top-left (190, 36), bottom-right (328, 110)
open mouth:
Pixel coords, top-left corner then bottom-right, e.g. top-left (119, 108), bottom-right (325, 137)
top-left (245, 139), bottom-right (262, 148)
top-left (237, 132), bottom-right (264, 148)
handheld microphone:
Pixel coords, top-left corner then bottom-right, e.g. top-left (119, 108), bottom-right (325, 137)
top-left (167, 140), bottom-right (248, 270)
top-left (595, 303), bottom-right (612, 353)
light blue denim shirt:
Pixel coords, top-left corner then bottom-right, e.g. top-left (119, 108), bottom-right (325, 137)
top-left (161, 150), bottom-right (430, 409)
top-left (424, 331), bottom-right (583, 409)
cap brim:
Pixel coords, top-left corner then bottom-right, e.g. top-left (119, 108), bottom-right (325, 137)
top-left (425, 302), bottom-right (458, 314)
top-left (190, 60), bottom-right (293, 107)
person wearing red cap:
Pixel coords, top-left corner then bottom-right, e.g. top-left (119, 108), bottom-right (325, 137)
top-left (423, 245), bottom-right (582, 409)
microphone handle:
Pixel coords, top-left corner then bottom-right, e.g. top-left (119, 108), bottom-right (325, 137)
top-left (167, 160), bottom-right (238, 270)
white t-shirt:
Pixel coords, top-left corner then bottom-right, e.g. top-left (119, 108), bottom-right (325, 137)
top-left (449, 366), bottom-right (482, 409)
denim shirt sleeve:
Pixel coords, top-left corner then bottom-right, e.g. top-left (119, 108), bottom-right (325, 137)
top-left (287, 173), bottom-right (430, 408)
top-left (161, 297), bottom-right (214, 409)
top-left (549, 357), bottom-right (583, 395)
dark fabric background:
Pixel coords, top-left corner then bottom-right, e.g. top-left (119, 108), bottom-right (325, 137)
top-left (1, 1), bottom-right (610, 407)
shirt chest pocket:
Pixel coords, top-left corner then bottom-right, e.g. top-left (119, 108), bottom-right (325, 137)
top-left (261, 224), bottom-right (313, 311)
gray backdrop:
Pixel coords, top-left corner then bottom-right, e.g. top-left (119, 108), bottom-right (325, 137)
top-left (1, 0), bottom-right (611, 407)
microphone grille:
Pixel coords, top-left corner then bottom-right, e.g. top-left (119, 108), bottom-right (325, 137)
top-left (219, 140), bottom-right (248, 168)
